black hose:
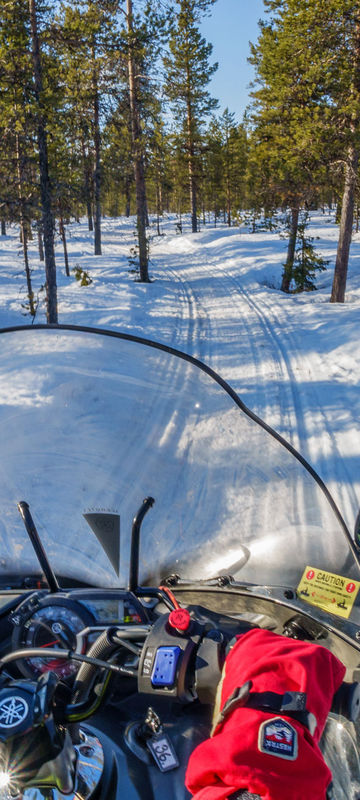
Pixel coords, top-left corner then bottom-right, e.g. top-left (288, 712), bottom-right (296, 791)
top-left (0, 647), bottom-right (135, 676)
top-left (71, 629), bottom-right (124, 703)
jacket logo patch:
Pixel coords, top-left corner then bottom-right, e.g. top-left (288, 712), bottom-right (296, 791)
top-left (258, 717), bottom-right (298, 760)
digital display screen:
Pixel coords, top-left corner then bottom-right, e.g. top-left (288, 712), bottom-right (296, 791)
top-left (83, 598), bottom-right (124, 622)
top-left (81, 596), bottom-right (144, 624)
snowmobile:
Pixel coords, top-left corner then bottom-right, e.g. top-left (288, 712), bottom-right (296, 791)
top-left (0, 324), bottom-right (359, 799)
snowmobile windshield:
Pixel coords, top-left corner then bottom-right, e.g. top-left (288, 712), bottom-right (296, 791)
top-left (0, 326), bottom-right (358, 597)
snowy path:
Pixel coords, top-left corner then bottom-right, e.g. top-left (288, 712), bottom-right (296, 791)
top-left (151, 225), bottom-right (360, 530)
top-left (0, 215), bottom-right (359, 533)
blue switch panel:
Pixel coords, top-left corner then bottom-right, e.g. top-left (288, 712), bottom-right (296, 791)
top-left (151, 646), bottom-right (181, 687)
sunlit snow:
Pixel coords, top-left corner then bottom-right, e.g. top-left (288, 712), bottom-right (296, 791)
top-left (0, 212), bottom-right (359, 584)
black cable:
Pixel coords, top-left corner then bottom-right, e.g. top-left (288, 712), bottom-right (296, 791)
top-left (0, 648), bottom-right (137, 677)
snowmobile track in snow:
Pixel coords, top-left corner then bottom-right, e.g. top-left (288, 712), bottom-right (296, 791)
top-left (161, 239), bottom-right (358, 530)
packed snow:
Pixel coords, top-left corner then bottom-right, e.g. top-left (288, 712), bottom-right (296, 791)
top-left (0, 210), bottom-right (359, 543)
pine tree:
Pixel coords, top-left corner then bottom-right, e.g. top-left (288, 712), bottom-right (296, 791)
top-left (250, 0), bottom-right (360, 301)
top-left (289, 212), bottom-right (328, 292)
top-left (145, 112), bottom-right (169, 234)
top-left (248, 3), bottom-right (334, 290)
top-left (29, 0), bottom-right (58, 322)
top-left (164, 0), bottom-right (218, 233)
top-left (55, 0), bottom-right (122, 256)
top-left (0, 0), bottom-right (41, 316)
top-left (117, 0), bottom-right (170, 279)
top-left (218, 109), bottom-right (247, 225)
top-left (200, 112), bottom-right (247, 225)
top-left (126, 0), bottom-right (149, 279)
top-left (329, 5), bottom-right (360, 302)
top-left (167, 133), bottom-right (189, 228)
top-left (102, 108), bottom-right (134, 217)
top-left (203, 117), bottom-right (224, 223)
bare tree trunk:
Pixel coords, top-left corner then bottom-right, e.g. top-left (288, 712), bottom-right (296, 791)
top-left (37, 226), bottom-right (44, 261)
top-left (186, 84), bottom-right (197, 233)
top-left (59, 215), bottom-right (70, 277)
top-left (281, 205), bottom-right (300, 292)
top-left (177, 199), bottom-right (182, 233)
top-left (125, 175), bottom-right (131, 217)
top-left (225, 138), bottom-right (232, 226)
top-left (127, 0), bottom-right (149, 282)
top-left (16, 133), bottom-right (35, 317)
top-left (227, 191), bottom-right (231, 226)
top-left (226, 168), bottom-right (231, 226)
top-left (92, 54), bottom-right (102, 255)
top-left (155, 172), bottom-right (163, 235)
top-left (331, 14), bottom-right (360, 303)
top-left (1, 220), bottom-right (5, 236)
top-left (156, 182), bottom-right (161, 236)
top-left (112, 195), bottom-right (119, 217)
top-left (21, 224), bottom-right (35, 316)
top-left (87, 197), bottom-right (94, 231)
top-left (330, 144), bottom-right (358, 303)
top-left (28, 0), bottom-right (57, 323)
top-left (188, 149), bottom-right (197, 232)
top-left (81, 134), bottom-right (93, 231)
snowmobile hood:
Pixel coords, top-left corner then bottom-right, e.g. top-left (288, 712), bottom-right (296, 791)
top-left (0, 324), bottom-right (358, 601)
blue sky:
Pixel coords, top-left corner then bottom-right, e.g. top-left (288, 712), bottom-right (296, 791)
top-left (200, 0), bottom-right (266, 121)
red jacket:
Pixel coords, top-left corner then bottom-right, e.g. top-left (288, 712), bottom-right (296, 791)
top-left (186, 628), bottom-right (346, 800)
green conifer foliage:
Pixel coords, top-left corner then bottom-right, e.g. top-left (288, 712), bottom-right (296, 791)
top-left (218, 109), bottom-right (247, 226)
top-left (0, 0), bottom-right (41, 315)
top-left (55, 0), bottom-right (122, 256)
top-left (29, 0), bottom-right (59, 322)
top-left (249, 0), bottom-right (360, 301)
top-left (203, 117), bottom-right (224, 224)
top-left (102, 110), bottom-right (134, 217)
top-left (288, 213), bottom-right (328, 292)
top-left (119, 0), bottom-right (170, 279)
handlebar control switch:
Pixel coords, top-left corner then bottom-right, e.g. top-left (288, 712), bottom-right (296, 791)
top-left (138, 611), bottom-right (202, 702)
top-left (151, 647), bottom-right (181, 688)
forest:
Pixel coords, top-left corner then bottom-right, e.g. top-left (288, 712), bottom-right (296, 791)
top-left (0, 0), bottom-right (359, 322)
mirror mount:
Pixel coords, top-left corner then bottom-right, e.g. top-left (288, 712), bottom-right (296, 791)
top-left (128, 497), bottom-right (155, 592)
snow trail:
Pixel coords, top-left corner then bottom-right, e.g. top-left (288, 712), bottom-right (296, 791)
top-left (151, 221), bottom-right (360, 529)
top-left (0, 214), bottom-right (359, 532)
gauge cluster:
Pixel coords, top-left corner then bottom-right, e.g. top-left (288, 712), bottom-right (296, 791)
top-left (9, 589), bottom-right (149, 680)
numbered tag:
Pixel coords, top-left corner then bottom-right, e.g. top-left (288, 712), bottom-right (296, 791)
top-left (147, 733), bottom-right (179, 772)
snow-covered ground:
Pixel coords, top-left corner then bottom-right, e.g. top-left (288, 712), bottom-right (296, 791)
top-left (0, 212), bottom-right (359, 535)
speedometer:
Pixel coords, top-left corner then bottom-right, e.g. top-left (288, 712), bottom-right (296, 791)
top-left (12, 600), bottom-right (93, 679)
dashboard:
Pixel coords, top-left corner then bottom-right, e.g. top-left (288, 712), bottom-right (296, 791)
top-left (6, 589), bottom-right (149, 680)
top-left (0, 582), bottom-right (359, 799)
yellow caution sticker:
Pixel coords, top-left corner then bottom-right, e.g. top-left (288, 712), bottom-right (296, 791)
top-left (297, 566), bottom-right (360, 619)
